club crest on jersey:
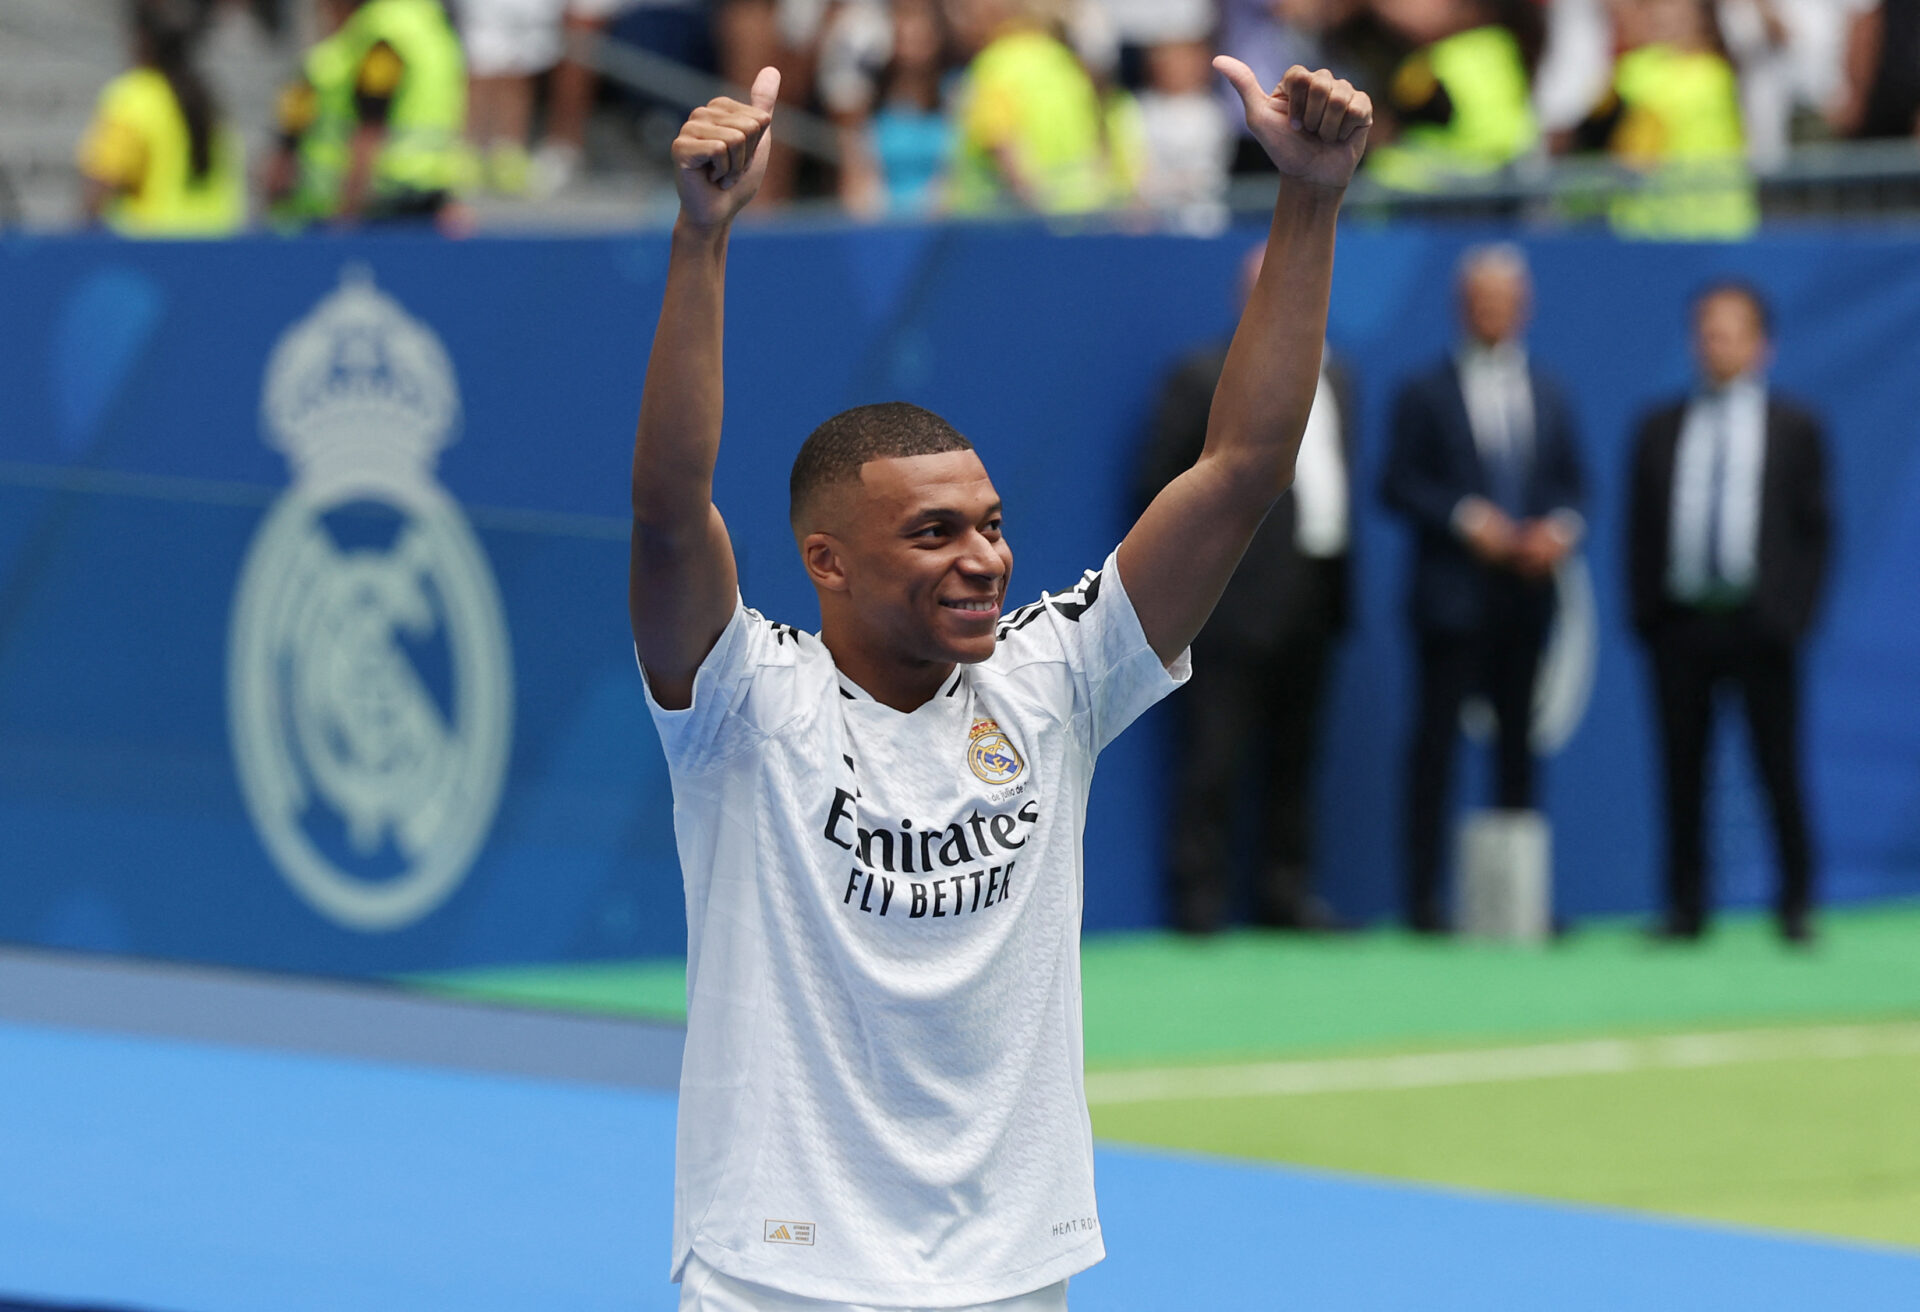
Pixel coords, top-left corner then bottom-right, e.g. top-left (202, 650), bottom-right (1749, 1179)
top-left (967, 718), bottom-right (1024, 785)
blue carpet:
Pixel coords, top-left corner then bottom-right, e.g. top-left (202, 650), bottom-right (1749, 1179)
top-left (2, 1021), bottom-right (1915, 1311)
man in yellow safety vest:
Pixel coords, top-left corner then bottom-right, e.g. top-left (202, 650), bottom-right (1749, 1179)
top-left (267, 0), bottom-right (468, 226)
top-left (1366, 0), bottom-right (1540, 192)
top-left (1573, 0), bottom-right (1758, 240)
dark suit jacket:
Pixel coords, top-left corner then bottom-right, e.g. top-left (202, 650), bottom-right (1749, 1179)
top-left (1132, 344), bottom-right (1356, 651)
top-left (1379, 355), bottom-right (1587, 635)
top-left (1626, 393), bottom-right (1833, 644)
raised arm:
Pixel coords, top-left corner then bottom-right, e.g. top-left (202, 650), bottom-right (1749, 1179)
top-left (1117, 63), bottom-right (1370, 664)
top-left (630, 68), bottom-right (779, 709)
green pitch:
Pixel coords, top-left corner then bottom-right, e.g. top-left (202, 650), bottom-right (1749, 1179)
top-left (409, 901), bottom-right (1920, 1250)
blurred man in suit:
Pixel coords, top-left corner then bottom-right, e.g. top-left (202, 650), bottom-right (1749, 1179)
top-left (1381, 244), bottom-right (1587, 933)
top-left (1627, 282), bottom-right (1833, 943)
top-left (1137, 243), bottom-right (1355, 935)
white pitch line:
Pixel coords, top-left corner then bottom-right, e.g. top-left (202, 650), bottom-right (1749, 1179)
top-left (1083, 1022), bottom-right (1920, 1106)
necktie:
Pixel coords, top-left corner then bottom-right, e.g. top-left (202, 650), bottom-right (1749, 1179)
top-left (1487, 362), bottom-right (1527, 516)
top-left (1702, 399), bottom-right (1731, 588)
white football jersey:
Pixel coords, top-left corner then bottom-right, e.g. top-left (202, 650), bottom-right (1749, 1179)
top-left (644, 549), bottom-right (1188, 1307)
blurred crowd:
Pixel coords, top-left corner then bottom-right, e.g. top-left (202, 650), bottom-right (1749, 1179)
top-left (75, 0), bottom-right (1920, 236)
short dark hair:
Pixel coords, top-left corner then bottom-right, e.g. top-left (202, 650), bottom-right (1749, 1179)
top-left (789, 402), bottom-right (973, 529)
top-left (1693, 279), bottom-right (1773, 338)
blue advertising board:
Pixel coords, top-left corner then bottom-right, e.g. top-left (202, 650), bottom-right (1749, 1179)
top-left (2, 222), bottom-right (1917, 975)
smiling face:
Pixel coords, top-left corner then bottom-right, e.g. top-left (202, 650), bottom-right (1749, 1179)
top-left (802, 449), bottom-right (1012, 672)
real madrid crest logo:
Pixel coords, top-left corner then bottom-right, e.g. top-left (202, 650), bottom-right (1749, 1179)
top-left (967, 718), bottom-right (1024, 786)
top-left (227, 267), bottom-right (513, 932)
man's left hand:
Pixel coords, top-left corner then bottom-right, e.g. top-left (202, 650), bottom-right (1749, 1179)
top-left (1514, 520), bottom-right (1573, 579)
top-left (1215, 59), bottom-right (1371, 192)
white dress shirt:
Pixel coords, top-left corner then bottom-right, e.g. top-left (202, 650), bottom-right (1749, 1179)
top-left (1292, 359), bottom-right (1348, 559)
top-left (1458, 341), bottom-right (1537, 475)
top-left (1669, 373), bottom-right (1768, 601)
top-left (1449, 341), bottom-right (1585, 547)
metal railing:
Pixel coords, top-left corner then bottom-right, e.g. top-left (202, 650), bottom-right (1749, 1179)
top-left (1226, 140), bottom-right (1920, 222)
top-left (575, 30), bottom-right (843, 166)
top-left (7, 22), bottom-right (1917, 234)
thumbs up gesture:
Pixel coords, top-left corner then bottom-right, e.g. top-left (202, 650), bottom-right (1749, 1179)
top-left (1216, 59), bottom-right (1371, 192)
top-left (671, 66), bottom-right (781, 230)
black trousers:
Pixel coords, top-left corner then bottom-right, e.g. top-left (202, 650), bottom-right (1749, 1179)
top-left (1168, 617), bottom-right (1338, 933)
top-left (1403, 598), bottom-right (1550, 930)
top-left (1647, 610), bottom-right (1813, 932)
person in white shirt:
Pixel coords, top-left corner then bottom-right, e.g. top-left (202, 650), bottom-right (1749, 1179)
top-left (1134, 242), bottom-right (1355, 935)
top-left (632, 58), bottom-right (1372, 1312)
top-left (1626, 282), bottom-right (1833, 945)
top-left (1135, 34), bottom-right (1236, 218)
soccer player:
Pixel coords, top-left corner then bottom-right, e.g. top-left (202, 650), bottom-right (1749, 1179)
top-left (633, 59), bottom-right (1371, 1312)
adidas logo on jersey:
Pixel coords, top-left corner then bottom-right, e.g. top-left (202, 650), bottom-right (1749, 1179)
top-left (765, 1220), bottom-right (816, 1245)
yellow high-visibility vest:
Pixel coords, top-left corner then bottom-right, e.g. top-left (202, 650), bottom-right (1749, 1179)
top-left (1369, 25), bottom-right (1539, 192)
top-left (77, 67), bottom-right (244, 237)
top-left (1607, 44), bottom-right (1758, 241)
top-left (280, 0), bottom-right (466, 221)
top-left (279, 30), bottom-right (355, 221)
top-left (347, 0), bottom-right (467, 199)
top-left (950, 30), bottom-right (1113, 214)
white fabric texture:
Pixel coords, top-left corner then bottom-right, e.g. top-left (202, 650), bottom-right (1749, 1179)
top-left (1719, 0), bottom-right (1793, 167)
top-left (1291, 360), bottom-right (1348, 558)
top-left (457, 0), bottom-right (564, 75)
top-left (1669, 375), bottom-right (1769, 599)
top-left (816, 1), bottom-right (890, 117)
top-left (1097, 0), bottom-right (1214, 44)
top-left (777, 0), bottom-right (832, 48)
top-left (1135, 91), bottom-right (1233, 208)
top-left (678, 1252), bottom-right (1069, 1312)
top-left (1533, 0), bottom-right (1614, 132)
top-left (644, 549), bottom-right (1188, 1307)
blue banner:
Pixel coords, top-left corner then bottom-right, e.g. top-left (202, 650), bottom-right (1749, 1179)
top-left (2, 223), bottom-right (1917, 975)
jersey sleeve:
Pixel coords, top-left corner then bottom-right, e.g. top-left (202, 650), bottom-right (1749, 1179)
top-left (639, 598), bottom-right (808, 776)
top-left (994, 547), bottom-right (1190, 757)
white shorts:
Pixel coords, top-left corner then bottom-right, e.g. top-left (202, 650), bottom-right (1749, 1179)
top-left (678, 1253), bottom-right (1070, 1312)
top-left (458, 0), bottom-right (565, 76)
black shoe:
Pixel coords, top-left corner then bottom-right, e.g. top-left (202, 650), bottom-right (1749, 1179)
top-left (1780, 911), bottom-right (1816, 946)
top-left (1253, 894), bottom-right (1351, 934)
top-left (1171, 901), bottom-right (1223, 937)
top-left (1644, 916), bottom-right (1704, 943)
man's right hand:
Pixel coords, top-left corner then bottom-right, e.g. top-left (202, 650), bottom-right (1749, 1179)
top-left (1457, 497), bottom-right (1517, 567)
top-left (672, 67), bottom-right (780, 231)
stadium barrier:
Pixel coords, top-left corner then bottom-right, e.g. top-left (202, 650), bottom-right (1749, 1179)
top-left (2, 223), bottom-right (1916, 975)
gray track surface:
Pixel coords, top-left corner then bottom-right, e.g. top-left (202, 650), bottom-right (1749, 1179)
top-left (0, 946), bottom-right (683, 1091)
